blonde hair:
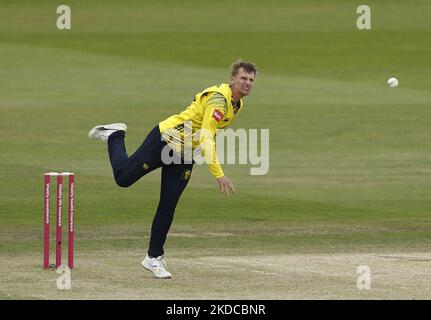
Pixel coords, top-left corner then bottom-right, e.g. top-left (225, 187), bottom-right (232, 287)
top-left (231, 59), bottom-right (257, 76)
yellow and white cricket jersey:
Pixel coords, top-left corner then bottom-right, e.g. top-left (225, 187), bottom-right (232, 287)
top-left (159, 83), bottom-right (243, 179)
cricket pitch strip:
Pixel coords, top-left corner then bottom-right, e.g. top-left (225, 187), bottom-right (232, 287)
top-left (1, 250), bottom-right (430, 299)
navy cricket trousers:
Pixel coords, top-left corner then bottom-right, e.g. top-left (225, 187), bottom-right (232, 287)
top-left (107, 125), bottom-right (193, 257)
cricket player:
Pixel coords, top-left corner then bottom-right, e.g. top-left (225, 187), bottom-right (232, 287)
top-left (88, 60), bottom-right (257, 278)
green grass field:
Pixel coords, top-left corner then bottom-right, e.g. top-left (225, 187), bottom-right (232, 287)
top-left (1, 0), bottom-right (431, 299)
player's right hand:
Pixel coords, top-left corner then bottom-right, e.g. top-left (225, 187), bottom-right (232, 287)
top-left (216, 176), bottom-right (236, 196)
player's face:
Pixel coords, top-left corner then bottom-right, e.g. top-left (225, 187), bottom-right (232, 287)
top-left (230, 68), bottom-right (255, 97)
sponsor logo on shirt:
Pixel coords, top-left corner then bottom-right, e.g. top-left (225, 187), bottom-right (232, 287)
top-left (212, 109), bottom-right (224, 122)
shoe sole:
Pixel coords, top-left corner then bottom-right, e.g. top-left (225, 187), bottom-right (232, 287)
top-left (88, 123), bottom-right (127, 139)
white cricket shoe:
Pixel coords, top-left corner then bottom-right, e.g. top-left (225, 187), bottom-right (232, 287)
top-left (141, 255), bottom-right (172, 279)
top-left (88, 123), bottom-right (127, 142)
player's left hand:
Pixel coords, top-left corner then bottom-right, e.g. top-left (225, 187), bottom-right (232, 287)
top-left (216, 176), bottom-right (236, 196)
